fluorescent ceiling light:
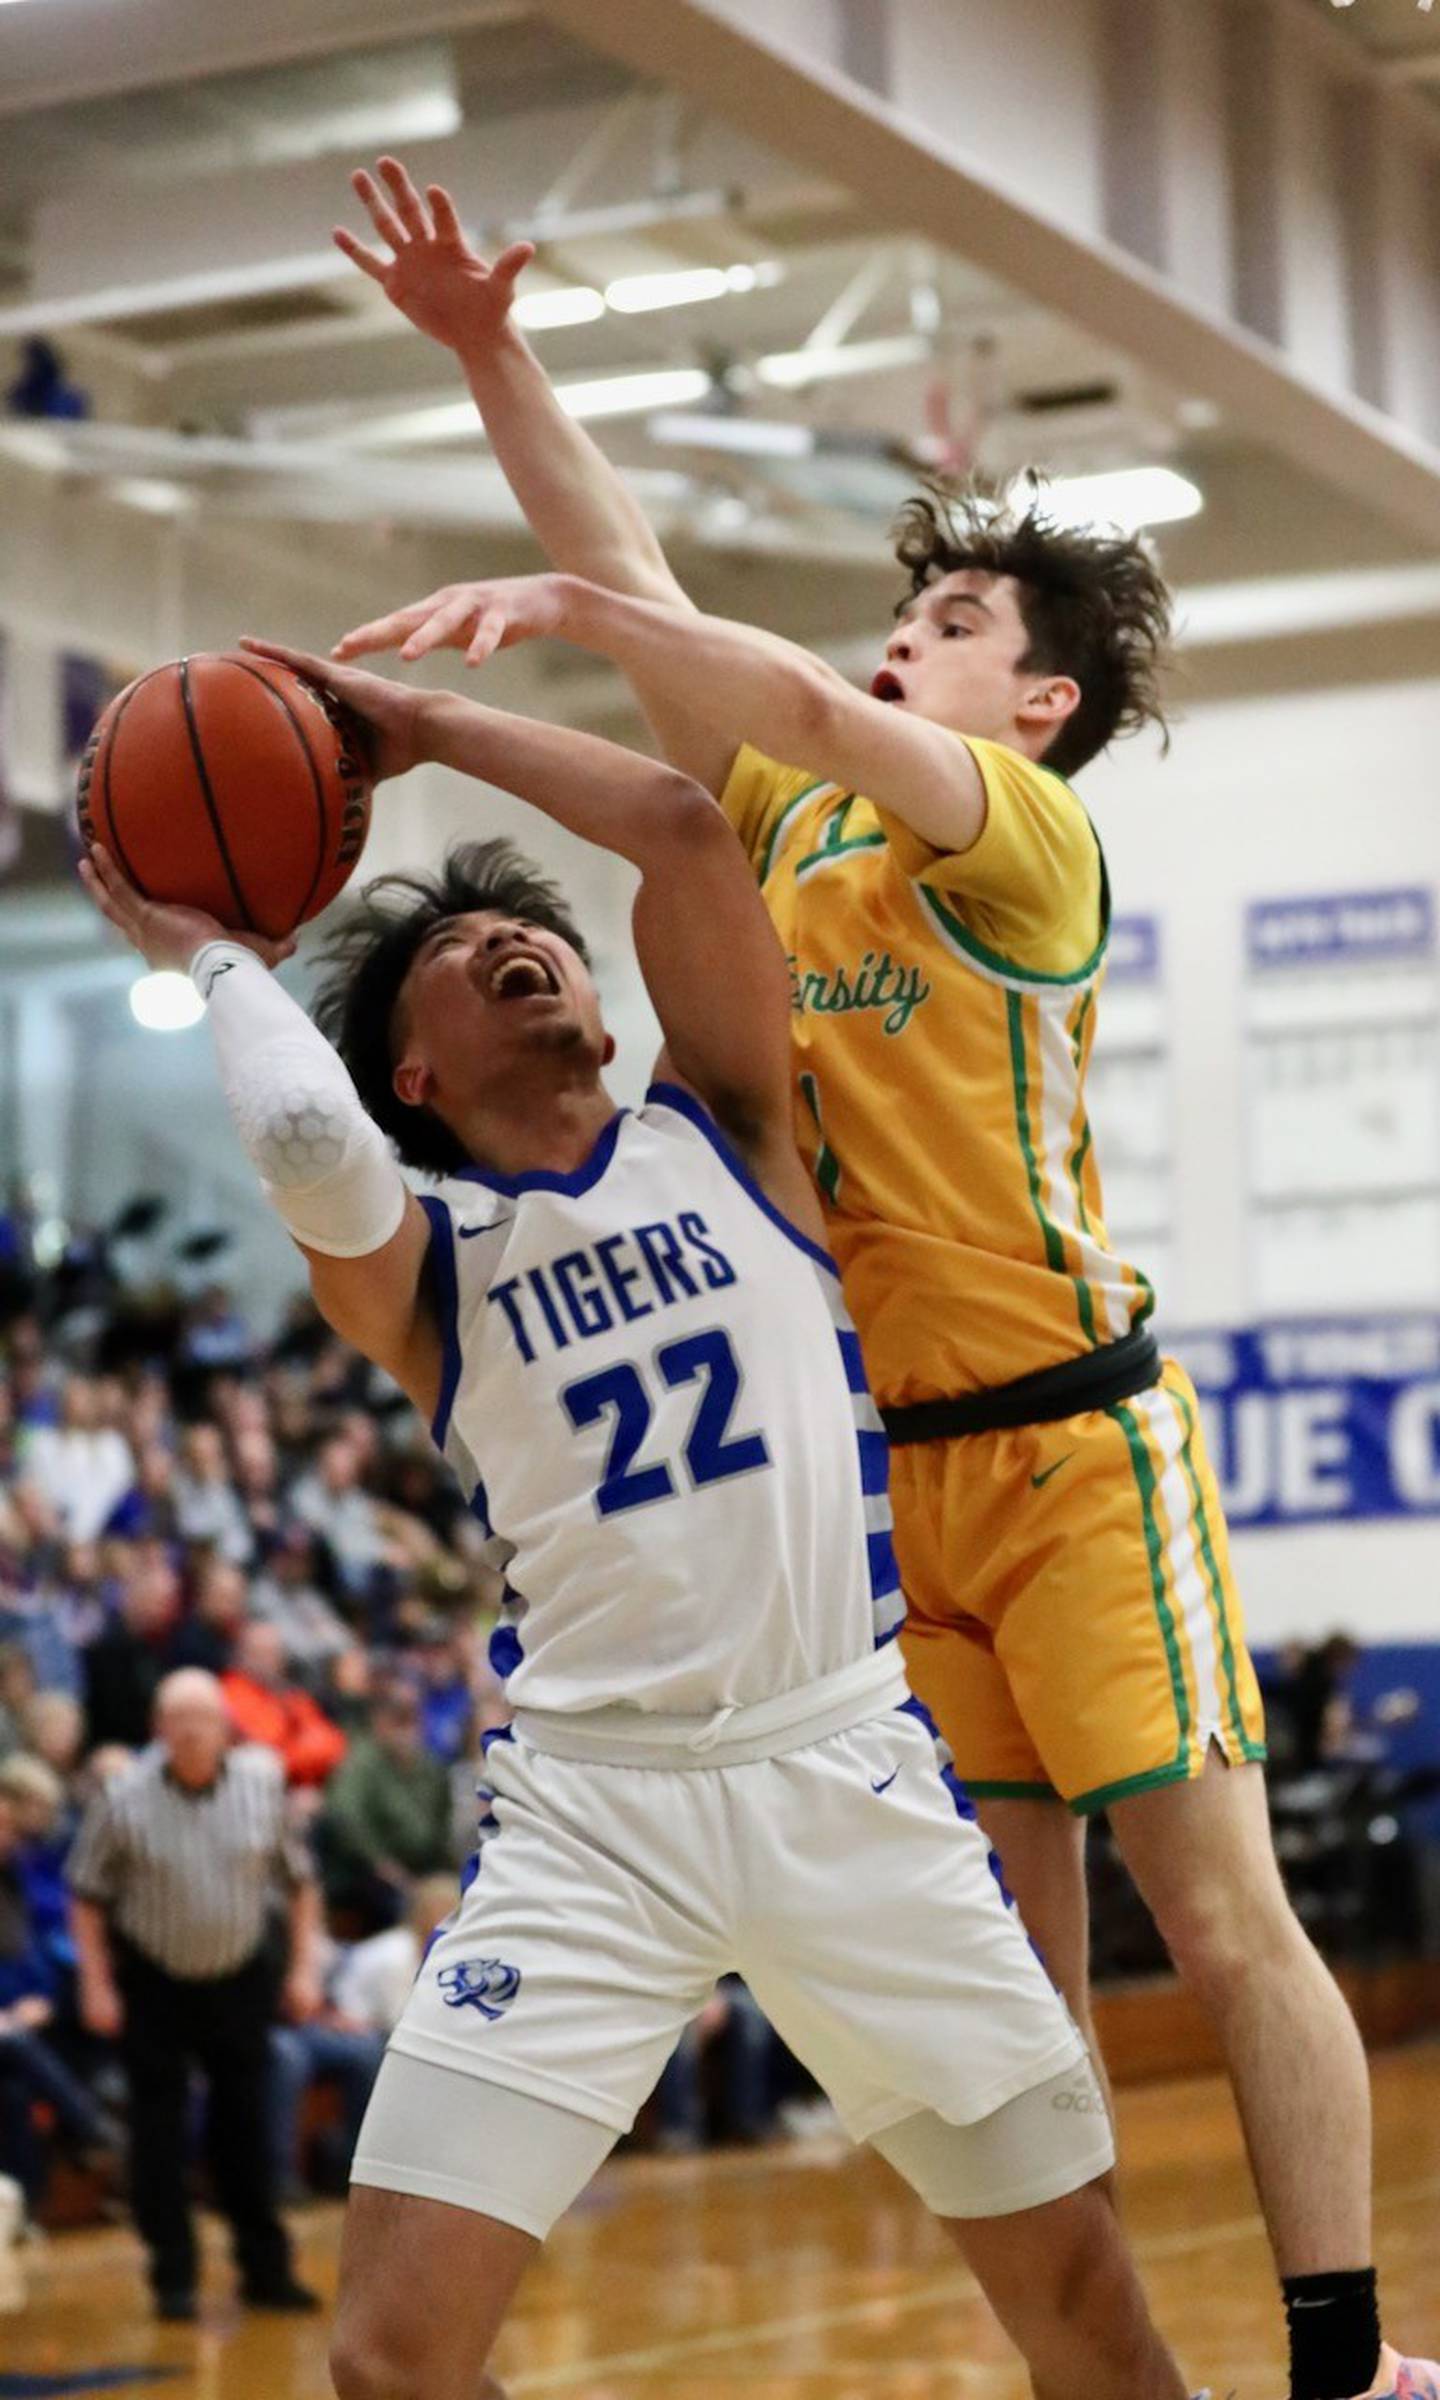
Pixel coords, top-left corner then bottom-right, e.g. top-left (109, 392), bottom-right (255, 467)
top-left (604, 261), bottom-right (783, 314)
top-left (129, 972), bottom-right (204, 1033)
top-left (607, 267), bottom-right (729, 313)
top-left (557, 367), bottom-right (710, 421)
top-left (338, 367), bottom-right (711, 448)
top-left (340, 400), bottom-right (477, 449)
top-left (1046, 465), bottom-right (1203, 534)
top-left (648, 411), bottom-right (814, 458)
top-left (319, 92), bottom-right (461, 149)
top-left (512, 286), bottom-right (605, 331)
top-left (724, 261), bottom-right (784, 294)
top-left (108, 476), bottom-right (191, 516)
top-left (703, 496), bottom-right (755, 535)
top-left (757, 334), bottom-right (930, 389)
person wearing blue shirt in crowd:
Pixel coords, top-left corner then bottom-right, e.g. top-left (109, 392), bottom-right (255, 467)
top-left (0, 1786), bottom-right (116, 2210)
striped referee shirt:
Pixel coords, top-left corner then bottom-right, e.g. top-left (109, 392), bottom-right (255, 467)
top-left (69, 1742), bottom-right (313, 1980)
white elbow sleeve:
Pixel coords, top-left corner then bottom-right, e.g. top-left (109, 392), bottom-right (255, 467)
top-left (191, 942), bottom-right (407, 1260)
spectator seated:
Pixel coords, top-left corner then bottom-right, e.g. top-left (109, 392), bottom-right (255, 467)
top-left (221, 1623), bottom-right (347, 1790)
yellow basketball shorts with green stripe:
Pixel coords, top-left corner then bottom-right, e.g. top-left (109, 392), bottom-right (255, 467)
top-left (892, 1359), bottom-right (1266, 1814)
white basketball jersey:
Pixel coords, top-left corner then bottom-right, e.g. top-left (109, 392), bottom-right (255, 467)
top-left (421, 1082), bottom-right (904, 1720)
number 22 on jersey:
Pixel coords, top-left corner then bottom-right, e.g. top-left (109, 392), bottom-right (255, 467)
top-left (561, 1327), bottom-right (771, 1518)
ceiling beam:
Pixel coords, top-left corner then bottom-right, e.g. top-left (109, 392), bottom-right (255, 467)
top-left (0, 0), bottom-right (530, 120)
top-left (533, 0), bottom-right (1440, 541)
top-left (0, 97), bottom-right (833, 345)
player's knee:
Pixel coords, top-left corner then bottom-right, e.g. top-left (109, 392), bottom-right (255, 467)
top-left (1046, 2210), bottom-right (1160, 2372)
top-left (1026, 2192), bottom-right (1112, 2312)
top-left (975, 2190), bottom-right (1149, 2357)
top-left (1148, 1869), bottom-right (1280, 1993)
top-left (329, 2321), bottom-right (425, 2400)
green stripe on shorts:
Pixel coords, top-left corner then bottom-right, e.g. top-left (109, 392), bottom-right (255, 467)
top-left (1111, 1399), bottom-right (1190, 1768)
top-left (1172, 1381), bottom-right (1250, 1757)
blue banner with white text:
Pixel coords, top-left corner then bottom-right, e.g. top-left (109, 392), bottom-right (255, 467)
top-left (1171, 1316), bottom-right (1440, 1528)
top-left (1246, 887), bottom-right (1435, 971)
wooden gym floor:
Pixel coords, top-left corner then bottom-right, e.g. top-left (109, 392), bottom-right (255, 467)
top-left (5, 2042), bottom-right (1438, 2399)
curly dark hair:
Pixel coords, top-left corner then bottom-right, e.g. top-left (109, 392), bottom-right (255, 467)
top-left (312, 838), bottom-right (590, 1175)
top-left (891, 476), bottom-right (1174, 777)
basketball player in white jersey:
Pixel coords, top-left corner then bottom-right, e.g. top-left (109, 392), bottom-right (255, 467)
top-left (81, 639), bottom-right (1198, 2400)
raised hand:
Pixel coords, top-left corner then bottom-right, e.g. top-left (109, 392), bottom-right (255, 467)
top-left (332, 574), bottom-right (569, 669)
top-left (334, 156), bottom-right (535, 354)
top-left (238, 640), bottom-right (433, 782)
top-left (79, 844), bottom-right (295, 976)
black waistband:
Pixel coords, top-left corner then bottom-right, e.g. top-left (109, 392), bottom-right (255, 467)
top-left (880, 1324), bottom-right (1162, 1444)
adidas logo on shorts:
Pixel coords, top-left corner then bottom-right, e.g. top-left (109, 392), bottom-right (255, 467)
top-left (1051, 2072), bottom-right (1106, 2116)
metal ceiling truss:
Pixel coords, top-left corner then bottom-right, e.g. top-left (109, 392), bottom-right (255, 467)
top-left (531, 0), bottom-right (1440, 540)
top-left (0, 88), bottom-right (832, 345)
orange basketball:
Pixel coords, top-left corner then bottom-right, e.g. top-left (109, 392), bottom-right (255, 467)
top-left (76, 652), bottom-right (373, 940)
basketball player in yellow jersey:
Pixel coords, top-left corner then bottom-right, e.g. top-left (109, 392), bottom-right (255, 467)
top-left (328, 159), bottom-right (1437, 2400)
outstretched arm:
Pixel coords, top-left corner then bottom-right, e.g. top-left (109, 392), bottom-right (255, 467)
top-left (557, 581), bottom-right (989, 853)
top-left (243, 642), bottom-right (801, 1177)
top-left (335, 160), bottom-right (737, 790)
top-left (337, 159), bottom-right (684, 611)
top-left (335, 575), bottom-right (989, 857)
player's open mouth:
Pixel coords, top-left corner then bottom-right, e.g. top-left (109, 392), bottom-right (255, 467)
top-left (870, 670), bottom-right (905, 703)
top-left (488, 953), bottom-right (560, 1002)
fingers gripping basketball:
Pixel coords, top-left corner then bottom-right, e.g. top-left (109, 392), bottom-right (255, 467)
top-left (77, 653), bottom-right (373, 940)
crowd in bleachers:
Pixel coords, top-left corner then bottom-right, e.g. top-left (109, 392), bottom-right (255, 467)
top-left (0, 1189), bottom-right (518, 2224)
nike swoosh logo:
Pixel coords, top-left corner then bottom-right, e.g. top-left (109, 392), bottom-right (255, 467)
top-left (871, 1769), bottom-right (899, 1795)
top-left (457, 1223), bottom-right (493, 1239)
top-left (1030, 1453), bottom-right (1076, 1490)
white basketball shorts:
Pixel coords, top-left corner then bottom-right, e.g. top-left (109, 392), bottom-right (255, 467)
top-left (350, 1708), bottom-right (1113, 2227)
top-left (354, 1700), bottom-right (1096, 2228)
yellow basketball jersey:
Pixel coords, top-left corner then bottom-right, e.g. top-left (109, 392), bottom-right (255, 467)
top-left (721, 737), bottom-right (1153, 1408)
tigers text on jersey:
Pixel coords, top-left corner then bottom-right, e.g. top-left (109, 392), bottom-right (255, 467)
top-left (721, 739), bottom-right (1154, 1408)
top-left (420, 1084), bottom-right (904, 1730)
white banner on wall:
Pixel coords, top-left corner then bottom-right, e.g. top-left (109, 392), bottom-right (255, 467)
top-left (1243, 886), bottom-right (1440, 1317)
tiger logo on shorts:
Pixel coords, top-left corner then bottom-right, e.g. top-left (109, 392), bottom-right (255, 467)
top-left (437, 1958), bottom-right (522, 2020)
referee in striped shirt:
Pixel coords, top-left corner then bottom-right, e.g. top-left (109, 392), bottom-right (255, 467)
top-left (69, 1668), bottom-right (323, 2319)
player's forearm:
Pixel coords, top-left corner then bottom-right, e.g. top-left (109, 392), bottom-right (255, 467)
top-left (551, 579), bottom-right (986, 848)
top-left (190, 944), bottom-right (407, 1261)
top-left (419, 688), bottom-right (719, 868)
top-left (553, 578), bottom-right (854, 776)
top-left (459, 325), bottom-right (685, 605)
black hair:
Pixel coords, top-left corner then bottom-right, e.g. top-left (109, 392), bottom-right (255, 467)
top-left (312, 838), bottom-right (590, 1175)
top-left (891, 474), bottom-right (1174, 776)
